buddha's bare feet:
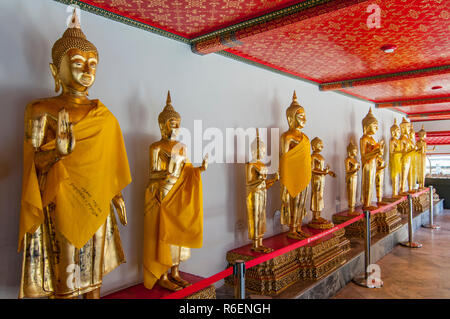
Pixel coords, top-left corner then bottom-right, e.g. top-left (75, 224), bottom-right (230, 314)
top-left (287, 230), bottom-right (309, 240)
top-left (169, 267), bottom-right (191, 288)
top-left (158, 274), bottom-right (183, 291)
top-left (251, 245), bottom-right (274, 254)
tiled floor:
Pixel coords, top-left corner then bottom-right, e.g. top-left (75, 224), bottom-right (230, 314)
top-left (333, 210), bottom-right (450, 299)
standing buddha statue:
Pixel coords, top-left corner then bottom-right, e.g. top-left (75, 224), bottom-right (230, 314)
top-left (389, 119), bottom-right (402, 197)
top-left (399, 118), bottom-right (415, 194)
top-left (18, 11), bottom-right (131, 299)
top-left (360, 108), bottom-right (384, 210)
top-left (375, 141), bottom-right (387, 205)
top-left (345, 141), bottom-right (360, 215)
top-left (279, 91), bottom-right (312, 240)
top-left (409, 124), bottom-right (419, 192)
top-left (416, 126), bottom-right (435, 189)
top-left (307, 137), bottom-right (336, 229)
top-left (246, 129), bottom-right (279, 253)
top-left (143, 92), bottom-right (208, 292)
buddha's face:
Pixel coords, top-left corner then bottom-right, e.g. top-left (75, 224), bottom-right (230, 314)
top-left (400, 123), bottom-right (409, 136)
top-left (312, 140), bottom-right (323, 152)
top-left (58, 48), bottom-right (98, 92)
top-left (348, 147), bottom-right (357, 157)
top-left (365, 122), bottom-right (378, 135)
top-left (165, 118), bottom-right (180, 140)
top-left (294, 109), bottom-right (306, 129)
top-left (391, 127), bottom-right (400, 139)
top-left (418, 132), bottom-right (426, 140)
top-left (251, 144), bottom-right (266, 160)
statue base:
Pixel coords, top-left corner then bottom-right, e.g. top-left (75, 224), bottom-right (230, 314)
top-left (412, 190), bottom-right (430, 213)
top-left (224, 226), bottom-right (350, 296)
top-left (373, 202), bottom-right (402, 234)
top-left (332, 206), bottom-right (378, 238)
top-left (384, 196), bottom-right (409, 215)
top-left (102, 272), bottom-right (216, 299)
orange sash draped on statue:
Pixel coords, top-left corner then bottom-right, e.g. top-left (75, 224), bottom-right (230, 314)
top-left (143, 163), bottom-right (203, 289)
top-left (279, 138), bottom-right (312, 197)
top-left (18, 101), bottom-right (132, 250)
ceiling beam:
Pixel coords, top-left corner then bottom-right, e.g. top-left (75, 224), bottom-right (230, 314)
top-left (376, 97), bottom-right (450, 108)
top-left (192, 0), bottom-right (368, 55)
top-left (409, 111), bottom-right (450, 122)
top-left (319, 65), bottom-right (450, 91)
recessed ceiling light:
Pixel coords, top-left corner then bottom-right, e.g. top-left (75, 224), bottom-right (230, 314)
top-left (432, 86), bottom-right (443, 90)
top-left (380, 44), bottom-right (397, 53)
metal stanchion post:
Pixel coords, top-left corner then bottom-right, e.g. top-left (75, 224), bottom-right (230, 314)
top-left (353, 211), bottom-right (383, 288)
top-left (233, 260), bottom-right (246, 299)
top-left (400, 194), bottom-right (423, 248)
top-left (422, 186), bottom-right (440, 229)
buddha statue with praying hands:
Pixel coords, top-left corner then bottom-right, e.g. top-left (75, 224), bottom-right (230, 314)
top-left (246, 129), bottom-right (279, 253)
top-left (18, 11), bottom-right (131, 299)
top-left (416, 126), bottom-right (435, 189)
top-left (389, 119), bottom-right (402, 197)
top-left (143, 91), bottom-right (208, 292)
top-left (307, 137), bottom-right (336, 230)
top-left (360, 108), bottom-right (384, 210)
top-left (279, 91), bottom-right (312, 240)
top-left (345, 141), bottom-right (360, 214)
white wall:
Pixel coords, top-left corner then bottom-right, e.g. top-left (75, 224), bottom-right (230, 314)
top-left (0, 0), bottom-right (403, 298)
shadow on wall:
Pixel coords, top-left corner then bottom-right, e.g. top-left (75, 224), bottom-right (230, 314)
top-left (106, 92), bottom-right (156, 289)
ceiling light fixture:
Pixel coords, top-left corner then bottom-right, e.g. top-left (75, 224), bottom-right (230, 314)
top-left (380, 44), bottom-right (397, 53)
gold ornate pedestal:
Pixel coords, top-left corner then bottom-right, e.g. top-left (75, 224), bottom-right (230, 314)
top-left (298, 227), bottom-right (350, 280)
top-left (412, 190), bottom-right (430, 213)
top-left (373, 204), bottom-right (402, 234)
top-left (384, 197), bottom-right (408, 215)
top-left (225, 227), bottom-right (350, 296)
top-left (332, 206), bottom-right (378, 238)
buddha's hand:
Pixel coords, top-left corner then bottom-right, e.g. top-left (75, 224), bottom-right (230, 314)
top-left (200, 153), bottom-right (209, 172)
top-left (112, 193), bottom-right (127, 226)
top-left (56, 108), bottom-right (75, 156)
top-left (31, 114), bottom-right (48, 149)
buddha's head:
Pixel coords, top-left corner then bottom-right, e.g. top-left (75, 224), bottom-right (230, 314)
top-left (417, 125), bottom-right (427, 140)
top-left (311, 137), bottom-right (323, 153)
top-left (400, 117), bottom-right (410, 136)
top-left (158, 91), bottom-right (181, 140)
top-left (286, 91), bottom-right (306, 130)
top-left (390, 119), bottom-right (401, 139)
top-left (362, 108), bottom-right (378, 135)
top-left (347, 140), bottom-right (358, 157)
top-left (50, 10), bottom-right (98, 94)
top-left (251, 128), bottom-right (266, 161)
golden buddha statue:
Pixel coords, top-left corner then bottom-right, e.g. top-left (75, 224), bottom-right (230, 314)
top-left (375, 142), bottom-right (387, 205)
top-left (416, 126), bottom-right (435, 189)
top-left (399, 118), bottom-right (415, 194)
top-left (307, 137), bottom-right (336, 229)
top-left (345, 141), bottom-right (360, 214)
top-left (143, 91), bottom-right (208, 292)
top-left (360, 108), bottom-right (384, 210)
top-left (389, 119), bottom-right (402, 197)
top-left (246, 129), bottom-right (279, 253)
top-left (279, 91), bottom-right (312, 240)
top-left (409, 124), bottom-right (419, 192)
top-left (18, 11), bottom-right (131, 299)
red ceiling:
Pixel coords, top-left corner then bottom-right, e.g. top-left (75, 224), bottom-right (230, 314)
top-left (341, 74), bottom-right (450, 103)
top-left (69, 0), bottom-right (450, 124)
top-left (78, 0), bottom-right (306, 38)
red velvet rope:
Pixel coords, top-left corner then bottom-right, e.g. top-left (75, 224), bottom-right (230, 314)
top-left (162, 188), bottom-right (429, 299)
